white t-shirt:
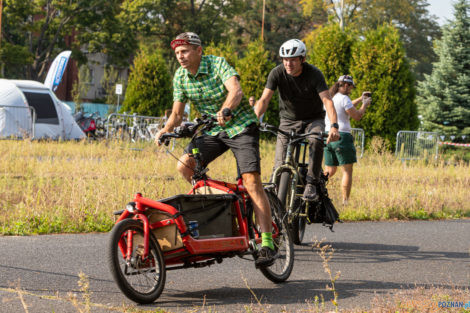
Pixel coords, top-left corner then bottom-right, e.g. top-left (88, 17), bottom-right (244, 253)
top-left (325, 93), bottom-right (354, 133)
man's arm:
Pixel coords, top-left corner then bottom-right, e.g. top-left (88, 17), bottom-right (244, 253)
top-left (155, 101), bottom-right (186, 145)
top-left (319, 90), bottom-right (340, 144)
top-left (255, 88), bottom-right (275, 119)
top-left (217, 76), bottom-right (243, 126)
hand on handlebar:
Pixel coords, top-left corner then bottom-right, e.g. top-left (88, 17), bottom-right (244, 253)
top-left (327, 127), bottom-right (340, 144)
top-left (155, 128), bottom-right (169, 146)
top-left (216, 108), bottom-right (232, 127)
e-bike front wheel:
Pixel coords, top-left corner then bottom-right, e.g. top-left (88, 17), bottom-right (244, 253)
top-left (260, 190), bottom-right (294, 283)
top-left (276, 171), bottom-right (291, 208)
top-left (108, 219), bottom-right (166, 304)
top-left (290, 198), bottom-right (307, 245)
top-left (277, 171), bottom-right (306, 245)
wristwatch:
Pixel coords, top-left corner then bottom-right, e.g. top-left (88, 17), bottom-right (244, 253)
top-left (331, 123), bottom-right (339, 129)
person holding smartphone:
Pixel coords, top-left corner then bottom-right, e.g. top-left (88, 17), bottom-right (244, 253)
top-left (324, 75), bottom-right (371, 205)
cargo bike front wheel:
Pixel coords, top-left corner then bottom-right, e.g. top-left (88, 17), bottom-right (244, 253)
top-left (108, 219), bottom-right (166, 304)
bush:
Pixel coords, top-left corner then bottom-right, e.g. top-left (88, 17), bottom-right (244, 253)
top-left (350, 24), bottom-right (419, 148)
top-left (305, 23), bottom-right (353, 86)
top-left (121, 48), bottom-right (172, 116)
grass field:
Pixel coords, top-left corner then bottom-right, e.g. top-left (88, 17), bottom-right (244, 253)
top-left (0, 139), bottom-right (469, 235)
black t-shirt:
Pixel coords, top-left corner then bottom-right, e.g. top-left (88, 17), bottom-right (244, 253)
top-left (266, 63), bottom-right (328, 121)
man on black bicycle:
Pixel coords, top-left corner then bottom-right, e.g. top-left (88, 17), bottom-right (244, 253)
top-left (155, 32), bottom-right (277, 267)
top-left (255, 39), bottom-right (340, 201)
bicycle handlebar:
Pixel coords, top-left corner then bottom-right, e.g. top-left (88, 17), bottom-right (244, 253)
top-left (158, 109), bottom-right (233, 145)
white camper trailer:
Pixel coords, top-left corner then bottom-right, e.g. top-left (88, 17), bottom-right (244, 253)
top-left (0, 79), bottom-right (85, 140)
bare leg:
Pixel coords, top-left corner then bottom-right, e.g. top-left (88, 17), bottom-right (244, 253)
top-left (242, 172), bottom-right (272, 233)
top-left (324, 165), bottom-right (337, 178)
top-left (341, 163), bottom-right (354, 204)
top-left (176, 154), bottom-right (196, 183)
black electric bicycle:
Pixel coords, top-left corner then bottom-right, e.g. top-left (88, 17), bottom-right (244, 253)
top-left (260, 123), bottom-right (340, 245)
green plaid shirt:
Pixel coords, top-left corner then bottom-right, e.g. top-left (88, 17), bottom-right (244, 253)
top-left (173, 55), bottom-right (257, 138)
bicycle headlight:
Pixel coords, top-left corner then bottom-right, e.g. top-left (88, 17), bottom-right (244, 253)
top-left (126, 202), bottom-right (137, 213)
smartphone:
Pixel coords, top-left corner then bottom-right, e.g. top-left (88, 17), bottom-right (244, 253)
top-left (363, 92), bottom-right (372, 97)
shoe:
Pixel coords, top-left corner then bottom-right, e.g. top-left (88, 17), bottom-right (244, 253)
top-left (302, 183), bottom-right (319, 202)
top-left (255, 246), bottom-right (279, 268)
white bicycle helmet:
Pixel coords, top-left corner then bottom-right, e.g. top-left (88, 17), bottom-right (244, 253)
top-left (279, 39), bottom-right (307, 58)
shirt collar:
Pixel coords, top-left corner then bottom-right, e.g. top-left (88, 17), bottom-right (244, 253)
top-left (185, 55), bottom-right (209, 78)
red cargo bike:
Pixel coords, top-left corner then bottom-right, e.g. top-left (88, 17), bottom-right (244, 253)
top-left (108, 113), bottom-right (294, 304)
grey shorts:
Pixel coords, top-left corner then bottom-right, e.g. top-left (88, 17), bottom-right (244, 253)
top-left (183, 123), bottom-right (261, 175)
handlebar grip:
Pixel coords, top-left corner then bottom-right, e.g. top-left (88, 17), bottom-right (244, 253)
top-left (222, 108), bottom-right (232, 117)
top-left (260, 122), bottom-right (275, 129)
top-left (158, 133), bottom-right (179, 146)
top-left (157, 137), bottom-right (170, 146)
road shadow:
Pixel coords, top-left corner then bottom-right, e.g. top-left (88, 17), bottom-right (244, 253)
top-left (294, 241), bottom-right (470, 264)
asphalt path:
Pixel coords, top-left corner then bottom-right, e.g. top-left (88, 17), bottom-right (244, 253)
top-left (1, 220), bottom-right (469, 313)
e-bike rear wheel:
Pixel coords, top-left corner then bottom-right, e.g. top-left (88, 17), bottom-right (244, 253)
top-left (108, 219), bottom-right (166, 304)
top-left (259, 190), bottom-right (294, 283)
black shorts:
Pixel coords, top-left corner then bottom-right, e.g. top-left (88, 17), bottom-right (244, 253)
top-left (183, 123), bottom-right (261, 175)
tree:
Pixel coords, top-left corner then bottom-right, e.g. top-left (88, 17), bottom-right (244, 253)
top-left (121, 48), bottom-right (172, 116)
top-left (99, 65), bottom-right (127, 109)
top-left (231, 0), bottom-right (316, 59)
top-left (356, 0), bottom-right (441, 80)
top-left (121, 0), bottom-right (245, 72)
top-left (305, 23), bottom-right (353, 87)
top-left (236, 40), bottom-right (279, 126)
top-left (300, 0), bottom-right (441, 80)
top-left (350, 24), bottom-right (418, 148)
top-left (0, 42), bottom-right (33, 78)
top-left (1, 0), bottom-right (135, 80)
top-left (204, 42), bottom-right (240, 69)
top-left (300, 0), bottom-right (360, 29)
top-left (71, 65), bottom-right (91, 112)
top-left (417, 0), bottom-right (470, 138)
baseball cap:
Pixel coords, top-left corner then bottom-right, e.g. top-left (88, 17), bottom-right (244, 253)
top-left (170, 32), bottom-right (202, 50)
top-left (338, 75), bottom-right (355, 86)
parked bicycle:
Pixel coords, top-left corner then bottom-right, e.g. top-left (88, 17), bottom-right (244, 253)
top-left (128, 113), bottom-right (153, 142)
top-left (108, 114), bottom-right (294, 304)
top-left (260, 123), bottom-right (340, 245)
top-left (73, 111), bottom-right (97, 138)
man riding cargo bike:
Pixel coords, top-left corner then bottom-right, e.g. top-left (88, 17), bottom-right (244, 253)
top-left (155, 32), bottom-right (278, 267)
top-left (107, 32), bottom-right (294, 304)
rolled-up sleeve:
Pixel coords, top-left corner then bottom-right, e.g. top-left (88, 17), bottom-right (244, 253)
top-left (173, 74), bottom-right (187, 103)
top-left (216, 57), bottom-right (239, 83)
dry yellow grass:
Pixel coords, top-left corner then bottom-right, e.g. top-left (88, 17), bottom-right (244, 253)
top-left (0, 139), bottom-right (469, 235)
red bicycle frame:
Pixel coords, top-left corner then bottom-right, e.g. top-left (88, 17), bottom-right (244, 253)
top-left (115, 177), bottom-right (279, 265)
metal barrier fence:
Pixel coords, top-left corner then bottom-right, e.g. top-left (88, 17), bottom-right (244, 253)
top-left (395, 130), bottom-right (439, 160)
top-left (0, 105), bottom-right (36, 139)
top-left (106, 113), bottom-right (166, 142)
top-left (351, 128), bottom-right (365, 158)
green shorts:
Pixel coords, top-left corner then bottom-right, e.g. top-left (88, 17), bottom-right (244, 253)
top-left (324, 132), bottom-right (357, 166)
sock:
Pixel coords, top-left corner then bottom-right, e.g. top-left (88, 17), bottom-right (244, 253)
top-left (261, 232), bottom-right (274, 250)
